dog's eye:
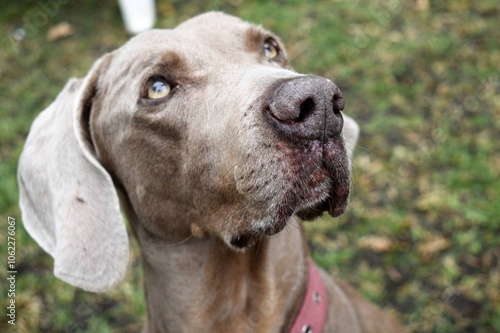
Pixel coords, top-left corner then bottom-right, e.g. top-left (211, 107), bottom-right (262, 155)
top-left (147, 79), bottom-right (171, 99)
top-left (263, 38), bottom-right (279, 59)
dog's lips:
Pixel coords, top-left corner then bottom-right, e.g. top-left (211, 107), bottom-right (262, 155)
top-left (278, 137), bottom-right (350, 221)
top-left (296, 183), bottom-right (350, 220)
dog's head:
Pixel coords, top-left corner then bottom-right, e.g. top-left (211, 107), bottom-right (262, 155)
top-left (18, 12), bottom-right (359, 292)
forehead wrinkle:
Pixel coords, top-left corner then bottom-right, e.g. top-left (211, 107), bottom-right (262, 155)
top-left (149, 50), bottom-right (189, 75)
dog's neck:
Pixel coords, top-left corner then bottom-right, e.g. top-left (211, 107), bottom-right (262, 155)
top-left (130, 214), bottom-right (308, 333)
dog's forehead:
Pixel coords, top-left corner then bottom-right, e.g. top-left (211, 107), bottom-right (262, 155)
top-left (116, 12), bottom-right (272, 62)
top-left (175, 11), bottom-right (252, 32)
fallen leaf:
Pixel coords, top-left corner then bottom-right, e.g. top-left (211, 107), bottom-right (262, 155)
top-left (418, 236), bottom-right (450, 257)
top-left (416, 0), bottom-right (429, 11)
top-left (47, 22), bottom-right (73, 42)
top-left (358, 235), bottom-right (393, 253)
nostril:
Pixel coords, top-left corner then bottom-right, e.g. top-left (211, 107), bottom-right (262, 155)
top-left (298, 97), bottom-right (316, 122)
top-left (332, 94), bottom-right (344, 115)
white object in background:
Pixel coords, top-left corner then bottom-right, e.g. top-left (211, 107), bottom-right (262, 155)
top-left (118, 0), bottom-right (156, 35)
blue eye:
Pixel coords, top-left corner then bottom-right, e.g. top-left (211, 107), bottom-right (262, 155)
top-left (147, 80), bottom-right (170, 99)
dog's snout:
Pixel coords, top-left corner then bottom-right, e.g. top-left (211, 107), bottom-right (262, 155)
top-left (267, 76), bottom-right (344, 140)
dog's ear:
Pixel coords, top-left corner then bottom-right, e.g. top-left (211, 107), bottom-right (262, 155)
top-left (342, 113), bottom-right (360, 170)
top-left (18, 55), bottom-right (129, 293)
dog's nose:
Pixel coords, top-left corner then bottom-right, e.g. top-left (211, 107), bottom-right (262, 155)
top-left (267, 75), bottom-right (344, 140)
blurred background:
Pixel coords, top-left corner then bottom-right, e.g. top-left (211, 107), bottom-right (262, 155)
top-left (0, 0), bottom-right (498, 332)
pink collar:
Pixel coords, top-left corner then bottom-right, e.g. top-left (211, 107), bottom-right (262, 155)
top-left (289, 258), bottom-right (328, 333)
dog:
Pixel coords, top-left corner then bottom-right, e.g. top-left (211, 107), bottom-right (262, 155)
top-left (18, 12), bottom-right (404, 333)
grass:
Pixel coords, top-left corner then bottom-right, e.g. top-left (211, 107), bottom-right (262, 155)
top-left (1, 0), bottom-right (499, 332)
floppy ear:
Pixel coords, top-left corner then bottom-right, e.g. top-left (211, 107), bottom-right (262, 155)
top-left (341, 113), bottom-right (360, 170)
top-left (17, 55), bottom-right (129, 293)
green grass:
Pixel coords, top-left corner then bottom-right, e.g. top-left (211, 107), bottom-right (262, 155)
top-left (1, 0), bottom-right (499, 332)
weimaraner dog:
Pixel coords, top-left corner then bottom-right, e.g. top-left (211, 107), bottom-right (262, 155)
top-left (18, 12), bottom-right (404, 333)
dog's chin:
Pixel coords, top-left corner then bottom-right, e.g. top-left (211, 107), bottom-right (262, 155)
top-left (228, 232), bottom-right (259, 250)
top-left (227, 217), bottom-right (289, 251)
top-left (226, 186), bottom-right (349, 251)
